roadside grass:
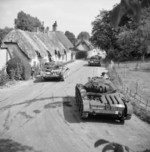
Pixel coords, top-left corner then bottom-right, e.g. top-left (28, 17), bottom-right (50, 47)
top-left (116, 61), bottom-right (150, 103)
top-left (107, 61), bottom-right (150, 124)
top-left (132, 101), bottom-right (150, 124)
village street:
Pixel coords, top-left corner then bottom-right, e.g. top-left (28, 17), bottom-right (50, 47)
top-left (0, 60), bottom-right (150, 152)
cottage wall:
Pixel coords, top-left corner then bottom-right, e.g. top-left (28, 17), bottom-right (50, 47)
top-left (66, 51), bottom-right (71, 61)
top-left (6, 43), bottom-right (29, 62)
top-left (0, 48), bottom-right (10, 70)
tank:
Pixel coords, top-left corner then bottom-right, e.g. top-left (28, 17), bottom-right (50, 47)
top-left (41, 62), bottom-right (69, 81)
top-left (75, 77), bottom-right (133, 122)
top-left (88, 55), bottom-right (101, 66)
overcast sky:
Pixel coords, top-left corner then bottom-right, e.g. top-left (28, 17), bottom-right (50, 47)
top-left (0, 0), bottom-right (120, 36)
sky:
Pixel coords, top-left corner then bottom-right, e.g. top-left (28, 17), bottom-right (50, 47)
top-left (0, 0), bottom-right (120, 37)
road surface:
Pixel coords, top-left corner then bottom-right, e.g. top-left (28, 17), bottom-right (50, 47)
top-left (0, 60), bottom-right (150, 152)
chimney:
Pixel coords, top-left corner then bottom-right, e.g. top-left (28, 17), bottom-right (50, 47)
top-left (52, 21), bottom-right (57, 31)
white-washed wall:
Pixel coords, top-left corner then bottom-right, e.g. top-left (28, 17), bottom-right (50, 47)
top-left (0, 49), bottom-right (10, 70)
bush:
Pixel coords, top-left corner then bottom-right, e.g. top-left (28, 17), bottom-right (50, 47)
top-left (22, 60), bottom-right (31, 80)
top-left (6, 57), bottom-right (31, 80)
top-left (132, 101), bottom-right (150, 124)
top-left (0, 68), bottom-right (9, 86)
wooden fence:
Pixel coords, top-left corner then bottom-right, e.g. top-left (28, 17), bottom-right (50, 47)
top-left (110, 63), bottom-right (150, 109)
top-left (122, 84), bottom-right (150, 109)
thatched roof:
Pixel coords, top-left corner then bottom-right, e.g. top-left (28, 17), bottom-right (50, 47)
top-left (1, 29), bottom-right (73, 59)
top-left (54, 31), bottom-right (73, 50)
top-left (75, 39), bottom-right (94, 51)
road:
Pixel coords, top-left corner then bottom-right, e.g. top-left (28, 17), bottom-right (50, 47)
top-left (0, 60), bottom-right (150, 152)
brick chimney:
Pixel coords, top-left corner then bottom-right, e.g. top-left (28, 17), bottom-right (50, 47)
top-left (52, 21), bottom-right (57, 31)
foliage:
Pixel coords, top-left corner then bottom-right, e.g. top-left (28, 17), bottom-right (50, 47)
top-left (0, 68), bottom-right (9, 86)
top-left (90, 10), bottom-right (119, 59)
top-left (117, 6), bottom-right (150, 61)
top-left (90, 5), bottom-right (150, 61)
top-left (132, 101), bottom-right (150, 124)
top-left (65, 31), bottom-right (76, 46)
top-left (6, 57), bottom-right (31, 80)
top-left (22, 60), bottom-right (31, 80)
top-left (77, 31), bottom-right (90, 40)
top-left (111, 0), bottom-right (150, 28)
top-left (14, 11), bottom-right (44, 32)
top-left (0, 27), bottom-right (13, 45)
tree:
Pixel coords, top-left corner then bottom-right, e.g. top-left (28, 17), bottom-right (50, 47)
top-left (117, 6), bottom-right (150, 61)
top-left (111, 0), bottom-right (141, 27)
top-left (0, 27), bottom-right (13, 45)
top-left (90, 10), bottom-right (119, 59)
top-left (65, 31), bottom-right (76, 46)
top-left (14, 11), bottom-right (44, 32)
top-left (77, 31), bottom-right (90, 40)
top-left (111, 0), bottom-right (150, 28)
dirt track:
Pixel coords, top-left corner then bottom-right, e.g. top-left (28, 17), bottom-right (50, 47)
top-left (0, 60), bottom-right (150, 152)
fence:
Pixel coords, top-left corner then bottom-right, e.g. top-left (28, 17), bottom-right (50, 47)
top-left (109, 62), bottom-right (150, 109)
top-left (122, 84), bottom-right (150, 109)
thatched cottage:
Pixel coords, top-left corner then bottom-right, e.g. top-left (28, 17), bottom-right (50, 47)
top-left (74, 39), bottom-right (94, 52)
top-left (1, 23), bottom-right (74, 67)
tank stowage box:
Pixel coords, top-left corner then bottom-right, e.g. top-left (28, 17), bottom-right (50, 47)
top-left (75, 77), bottom-right (133, 123)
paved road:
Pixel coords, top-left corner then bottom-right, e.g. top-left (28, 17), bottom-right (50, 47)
top-left (0, 60), bottom-right (150, 152)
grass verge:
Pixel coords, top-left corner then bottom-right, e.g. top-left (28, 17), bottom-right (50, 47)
top-left (107, 61), bottom-right (150, 124)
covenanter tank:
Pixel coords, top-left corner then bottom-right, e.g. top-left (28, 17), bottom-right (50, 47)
top-left (75, 77), bottom-right (133, 123)
top-left (41, 62), bottom-right (69, 81)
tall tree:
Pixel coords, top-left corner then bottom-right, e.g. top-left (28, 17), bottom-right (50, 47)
top-left (77, 31), bottom-right (90, 40)
top-left (65, 31), bottom-right (76, 46)
top-left (90, 10), bottom-right (119, 57)
top-left (14, 11), bottom-right (44, 32)
top-left (111, 0), bottom-right (141, 27)
top-left (111, 0), bottom-right (150, 28)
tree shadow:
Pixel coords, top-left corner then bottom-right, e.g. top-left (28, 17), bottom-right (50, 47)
top-left (94, 139), bottom-right (150, 152)
top-left (139, 68), bottom-right (150, 73)
top-left (130, 68), bottom-right (150, 73)
top-left (33, 76), bottom-right (62, 83)
top-left (0, 139), bottom-right (41, 152)
top-left (94, 139), bottom-right (131, 152)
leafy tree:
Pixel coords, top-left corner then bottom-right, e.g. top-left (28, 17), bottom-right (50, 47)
top-left (111, 0), bottom-right (150, 28)
top-left (77, 31), bottom-right (90, 40)
top-left (0, 27), bottom-right (13, 45)
top-left (90, 10), bottom-right (119, 59)
top-left (117, 6), bottom-right (150, 61)
top-left (14, 11), bottom-right (44, 32)
top-left (65, 31), bottom-right (76, 46)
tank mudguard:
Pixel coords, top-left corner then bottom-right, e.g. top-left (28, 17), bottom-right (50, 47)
top-left (125, 103), bottom-right (133, 116)
top-left (82, 99), bottom-right (90, 112)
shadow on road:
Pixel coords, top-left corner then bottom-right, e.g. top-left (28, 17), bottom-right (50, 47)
top-left (94, 139), bottom-right (131, 152)
top-left (94, 139), bottom-right (150, 152)
top-left (83, 63), bottom-right (101, 67)
top-left (0, 139), bottom-right (41, 152)
top-left (33, 77), bottom-right (62, 83)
